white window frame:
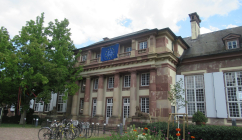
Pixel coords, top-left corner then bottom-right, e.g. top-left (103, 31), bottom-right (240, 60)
top-left (108, 76), bottom-right (114, 89)
top-left (139, 41), bottom-right (147, 49)
top-left (140, 98), bottom-right (149, 113)
top-left (227, 41), bottom-right (237, 49)
top-left (124, 75), bottom-right (131, 87)
top-left (141, 73), bottom-right (150, 86)
top-left (225, 71), bottom-right (242, 118)
top-left (82, 80), bottom-right (86, 92)
top-left (125, 47), bottom-right (132, 52)
top-left (96, 54), bottom-right (101, 59)
top-left (93, 78), bottom-right (98, 90)
top-left (82, 54), bottom-right (87, 61)
top-left (185, 75), bottom-right (205, 116)
top-left (57, 93), bottom-right (64, 112)
top-left (34, 103), bottom-right (39, 112)
top-left (44, 103), bottom-right (50, 112)
top-left (92, 99), bottom-right (97, 117)
top-left (80, 98), bottom-right (84, 114)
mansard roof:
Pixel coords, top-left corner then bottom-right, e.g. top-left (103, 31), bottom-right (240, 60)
top-left (182, 26), bottom-right (242, 59)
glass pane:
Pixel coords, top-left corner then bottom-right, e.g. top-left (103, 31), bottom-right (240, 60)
top-left (229, 102), bottom-right (239, 117)
top-left (196, 89), bottom-right (204, 101)
top-left (196, 103), bottom-right (205, 114)
top-left (187, 89), bottom-right (195, 101)
top-left (237, 72), bottom-right (242, 86)
top-left (227, 87), bottom-right (237, 101)
top-left (195, 75), bottom-right (203, 88)
top-left (188, 103), bottom-right (195, 115)
top-left (186, 76), bottom-right (194, 89)
top-left (225, 72), bottom-right (235, 86)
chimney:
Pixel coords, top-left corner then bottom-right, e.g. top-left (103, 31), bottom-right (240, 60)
top-left (103, 37), bottom-right (109, 41)
top-left (189, 12), bottom-right (201, 39)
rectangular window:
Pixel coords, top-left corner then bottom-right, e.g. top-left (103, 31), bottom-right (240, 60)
top-left (93, 78), bottom-right (98, 90)
top-left (227, 41), bottom-right (237, 49)
top-left (125, 47), bottom-right (132, 52)
top-left (44, 103), bottom-right (50, 112)
top-left (141, 73), bottom-right (150, 86)
top-left (139, 41), bottom-right (147, 49)
top-left (57, 93), bottom-right (64, 112)
top-left (124, 75), bottom-right (131, 87)
top-left (185, 75), bottom-right (205, 116)
top-left (108, 76), bottom-right (114, 89)
top-left (92, 99), bottom-right (97, 117)
top-left (82, 54), bottom-right (87, 61)
top-left (96, 54), bottom-right (101, 58)
top-left (82, 80), bottom-right (86, 92)
top-left (34, 103), bottom-right (39, 111)
top-left (80, 98), bottom-right (84, 114)
top-left (225, 71), bottom-right (242, 117)
top-left (141, 98), bottom-right (149, 113)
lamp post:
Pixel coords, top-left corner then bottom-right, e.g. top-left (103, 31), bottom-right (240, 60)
top-left (35, 118), bottom-right (39, 127)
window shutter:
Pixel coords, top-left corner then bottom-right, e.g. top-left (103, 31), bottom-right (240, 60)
top-left (52, 93), bottom-right (57, 109)
top-left (213, 72), bottom-right (227, 118)
top-left (204, 73), bottom-right (216, 117)
top-left (176, 75), bottom-right (185, 113)
top-left (50, 93), bottom-right (53, 111)
top-left (30, 99), bottom-right (34, 109)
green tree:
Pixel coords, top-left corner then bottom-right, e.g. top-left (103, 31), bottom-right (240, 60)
top-left (0, 27), bottom-right (20, 107)
top-left (1, 13), bottom-right (82, 124)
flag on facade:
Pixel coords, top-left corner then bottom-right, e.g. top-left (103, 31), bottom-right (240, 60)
top-left (101, 44), bottom-right (119, 62)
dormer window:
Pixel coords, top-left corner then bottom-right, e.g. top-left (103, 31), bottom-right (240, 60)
top-left (222, 33), bottom-right (241, 50)
top-left (227, 41), bottom-right (237, 49)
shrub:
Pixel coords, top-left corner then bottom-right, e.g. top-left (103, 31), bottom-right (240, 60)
top-left (192, 111), bottom-right (208, 122)
top-left (145, 121), bottom-right (242, 140)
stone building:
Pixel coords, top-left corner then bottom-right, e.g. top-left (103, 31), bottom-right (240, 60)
top-left (32, 12), bottom-right (242, 126)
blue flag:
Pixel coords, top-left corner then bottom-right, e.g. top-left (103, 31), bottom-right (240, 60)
top-left (101, 44), bottom-right (119, 62)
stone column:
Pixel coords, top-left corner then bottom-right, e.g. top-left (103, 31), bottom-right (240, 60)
top-left (130, 71), bottom-right (137, 117)
top-left (96, 75), bottom-right (104, 117)
top-left (149, 69), bottom-right (157, 117)
top-left (83, 77), bottom-right (91, 116)
top-left (71, 81), bottom-right (79, 119)
top-left (108, 73), bottom-right (121, 124)
top-left (112, 73), bottom-right (120, 117)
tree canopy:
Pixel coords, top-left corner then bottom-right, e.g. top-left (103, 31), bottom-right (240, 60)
top-left (0, 13), bottom-right (82, 116)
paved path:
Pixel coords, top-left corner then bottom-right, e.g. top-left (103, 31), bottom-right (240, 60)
top-left (0, 127), bottom-right (111, 140)
top-left (0, 127), bottom-right (40, 140)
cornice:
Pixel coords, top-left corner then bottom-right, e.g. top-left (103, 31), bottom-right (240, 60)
top-left (181, 51), bottom-right (242, 65)
top-left (80, 52), bottom-right (178, 73)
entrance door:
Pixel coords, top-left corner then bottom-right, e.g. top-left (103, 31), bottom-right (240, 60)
top-left (123, 98), bottom-right (130, 125)
top-left (106, 98), bottom-right (113, 124)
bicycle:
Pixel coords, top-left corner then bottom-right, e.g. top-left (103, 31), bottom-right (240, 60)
top-left (38, 120), bottom-right (63, 140)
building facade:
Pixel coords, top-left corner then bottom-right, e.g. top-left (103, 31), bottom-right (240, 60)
top-left (32, 13), bottom-right (242, 126)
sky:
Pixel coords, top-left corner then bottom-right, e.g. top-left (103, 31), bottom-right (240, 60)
top-left (0, 0), bottom-right (242, 49)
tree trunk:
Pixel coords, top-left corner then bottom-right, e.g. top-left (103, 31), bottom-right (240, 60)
top-left (19, 110), bottom-right (26, 124)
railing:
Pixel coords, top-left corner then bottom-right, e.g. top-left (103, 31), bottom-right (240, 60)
top-left (80, 61), bottom-right (86, 65)
top-left (90, 58), bottom-right (98, 63)
top-left (119, 52), bottom-right (131, 58)
top-left (138, 48), bottom-right (146, 54)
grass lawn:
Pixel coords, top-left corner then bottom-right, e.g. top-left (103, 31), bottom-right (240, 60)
top-left (0, 123), bottom-right (41, 128)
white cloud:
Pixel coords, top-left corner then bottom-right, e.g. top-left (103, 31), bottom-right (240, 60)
top-left (226, 24), bottom-right (238, 29)
top-left (0, 0), bottom-right (240, 48)
top-left (200, 26), bottom-right (220, 34)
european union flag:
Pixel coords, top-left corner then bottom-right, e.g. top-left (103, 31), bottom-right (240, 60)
top-left (101, 44), bottom-right (119, 62)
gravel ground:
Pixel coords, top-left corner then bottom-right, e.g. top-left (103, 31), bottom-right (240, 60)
top-left (0, 127), bottom-right (40, 140)
top-left (0, 127), bottom-right (111, 140)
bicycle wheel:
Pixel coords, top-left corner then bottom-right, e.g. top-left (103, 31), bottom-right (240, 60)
top-left (52, 127), bottom-right (62, 140)
top-left (38, 127), bottom-right (52, 140)
top-left (79, 128), bottom-right (86, 138)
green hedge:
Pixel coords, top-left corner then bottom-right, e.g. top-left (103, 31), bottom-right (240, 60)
top-left (146, 122), bottom-right (242, 140)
